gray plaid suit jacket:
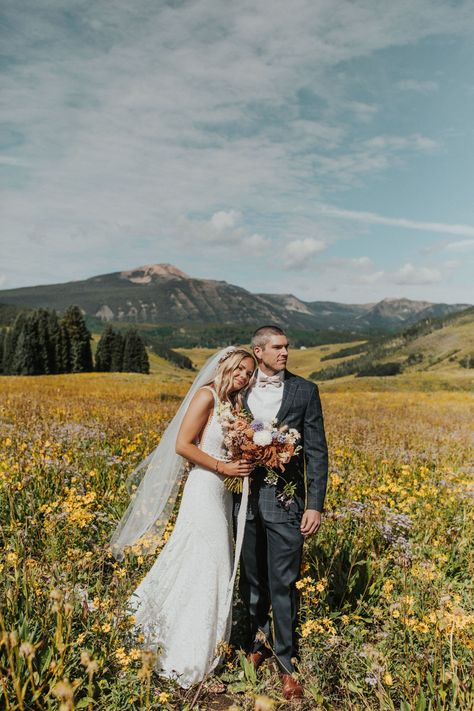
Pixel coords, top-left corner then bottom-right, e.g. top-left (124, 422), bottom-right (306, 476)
top-left (233, 370), bottom-right (328, 523)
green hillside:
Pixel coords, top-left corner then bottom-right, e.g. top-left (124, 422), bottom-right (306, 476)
top-left (309, 307), bottom-right (474, 391)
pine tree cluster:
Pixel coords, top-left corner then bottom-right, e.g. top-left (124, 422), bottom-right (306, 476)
top-left (0, 307), bottom-right (149, 376)
top-left (95, 325), bottom-right (149, 374)
top-left (0, 306), bottom-right (92, 375)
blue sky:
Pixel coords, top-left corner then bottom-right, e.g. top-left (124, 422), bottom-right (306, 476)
top-left (1, 0), bottom-right (474, 304)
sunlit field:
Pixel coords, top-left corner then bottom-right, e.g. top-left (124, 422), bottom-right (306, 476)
top-left (1, 372), bottom-right (473, 710)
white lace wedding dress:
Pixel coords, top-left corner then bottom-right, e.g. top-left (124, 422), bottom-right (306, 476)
top-left (127, 386), bottom-right (248, 688)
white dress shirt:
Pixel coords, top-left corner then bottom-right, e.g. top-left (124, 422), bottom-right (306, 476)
top-left (246, 369), bottom-right (285, 423)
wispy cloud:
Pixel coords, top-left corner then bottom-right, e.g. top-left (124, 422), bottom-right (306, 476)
top-left (363, 134), bottom-right (438, 153)
top-left (444, 239), bottom-right (474, 252)
top-left (396, 79), bottom-right (439, 93)
top-left (317, 206), bottom-right (474, 237)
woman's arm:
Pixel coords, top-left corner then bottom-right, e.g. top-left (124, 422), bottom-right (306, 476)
top-left (175, 388), bottom-right (253, 478)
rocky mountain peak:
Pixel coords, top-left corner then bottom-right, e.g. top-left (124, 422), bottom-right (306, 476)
top-left (119, 263), bottom-right (190, 284)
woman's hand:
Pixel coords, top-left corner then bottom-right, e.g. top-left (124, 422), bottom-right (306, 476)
top-left (222, 459), bottom-right (254, 477)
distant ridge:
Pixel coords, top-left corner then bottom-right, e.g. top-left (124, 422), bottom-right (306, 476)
top-left (309, 305), bottom-right (474, 382)
top-left (0, 263), bottom-right (470, 334)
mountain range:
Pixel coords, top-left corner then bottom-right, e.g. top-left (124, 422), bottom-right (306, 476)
top-left (0, 263), bottom-right (470, 334)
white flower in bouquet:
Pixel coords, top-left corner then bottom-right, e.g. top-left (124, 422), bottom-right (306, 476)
top-left (217, 402), bottom-right (235, 422)
top-left (253, 430), bottom-right (273, 447)
top-left (288, 428), bottom-right (301, 443)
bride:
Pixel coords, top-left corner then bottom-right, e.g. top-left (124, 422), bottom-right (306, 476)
top-left (110, 347), bottom-right (256, 688)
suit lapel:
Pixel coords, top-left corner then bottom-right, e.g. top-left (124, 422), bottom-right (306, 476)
top-left (275, 370), bottom-right (298, 423)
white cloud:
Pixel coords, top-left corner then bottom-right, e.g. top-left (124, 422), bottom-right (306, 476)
top-left (0, 155), bottom-right (31, 167)
top-left (323, 256), bottom-right (374, 270)
top-left (393, 263), bottom-right (442, 285)
top-left (177, 211), bottom-right (271, 256)
top-left (311, 133), bottom-right (439, 187)
top-left (345, 101), bottom-right (379, 122)
top-left (358, 270), bottom-right (385, 284)
top-left (364, 134), bottom-right (438, 153)
top-left (397, 79), bottom-right (439, 93)
top-left (351, 256), bottom-right (373, 268)
top-left (211, 210), bottom-right (242, 232)
top-left (317, 205), bottom-right (474, 237)
top-left (311, 256), bottom-right (384, 285)
top-left (284, 238), bottom-right (326, 269)
top-left (241, 233), bottom-right (271, 252)
top-left (444, 239), bottom-right (474, 252)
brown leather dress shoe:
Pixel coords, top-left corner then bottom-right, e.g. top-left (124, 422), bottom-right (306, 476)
top-left (281, 673), bottom-right (304, 700)
top-left (246, 648), bottom-right (272, 670)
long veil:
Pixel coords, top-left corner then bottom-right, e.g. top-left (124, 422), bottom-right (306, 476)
top-left (109, 346), bottom-right (237, 561)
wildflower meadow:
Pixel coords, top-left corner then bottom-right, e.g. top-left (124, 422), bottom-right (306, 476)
top-left (0, 373), bottom-right (473, 709)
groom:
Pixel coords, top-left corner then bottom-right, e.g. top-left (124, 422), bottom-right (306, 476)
top-left (234, 325), bottom-right (328, 701)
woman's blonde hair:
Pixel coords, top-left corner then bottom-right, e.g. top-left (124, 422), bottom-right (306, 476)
top-left (211, 348), bottom-right (256, 408)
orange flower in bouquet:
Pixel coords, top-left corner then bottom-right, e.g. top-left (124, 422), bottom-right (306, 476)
top-left (217, 403), bottom-right (301, 505)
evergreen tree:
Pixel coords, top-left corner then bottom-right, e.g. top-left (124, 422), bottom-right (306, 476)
top-left (0, 328), bottom-right (5, 374)
top-left (1, 330), bottom-right (8, 374)
top-left (58, 323), bottom-right (72, 374)
top-left (32, 308), bottom-right (55, 374)
top-left (3, 312), bottom-right (27, 374)
top-left (11, 316), bottom-right (41, 375)
top-left (110, 332), bottom-right (125, 372)
top-left (140, 341), bottom-right (150, 374)
top-left (47, 310), bottom-right (62, 374)
top-left (95, 324), bottom-right (116, 372)
top-left (61, 305), bottom-right (93, 373)
top-left (122, 328), bottom-right (149, 373)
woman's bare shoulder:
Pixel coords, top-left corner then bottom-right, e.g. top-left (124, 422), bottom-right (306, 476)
top-left (188, 386), bottom-right (215, 408)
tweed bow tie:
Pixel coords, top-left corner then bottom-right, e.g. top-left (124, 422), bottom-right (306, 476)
top-left (258, 374), bottom-right (282, 388)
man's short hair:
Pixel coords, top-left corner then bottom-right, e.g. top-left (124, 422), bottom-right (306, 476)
top-left (251, 325), bottom-right (287, 350)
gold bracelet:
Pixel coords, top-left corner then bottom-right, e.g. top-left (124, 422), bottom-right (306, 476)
top-left (215, 460), bottom-right (221, 474)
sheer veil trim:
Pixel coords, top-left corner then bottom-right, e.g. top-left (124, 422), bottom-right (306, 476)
top-left (109, 347), bottom-right (237, 560)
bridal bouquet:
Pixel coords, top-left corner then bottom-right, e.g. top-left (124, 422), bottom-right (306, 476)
top-left (217, 403), bottom-right (301, 505)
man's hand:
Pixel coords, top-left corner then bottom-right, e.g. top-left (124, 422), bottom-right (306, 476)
top-left (300, 509), bottom-right (321, 537)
